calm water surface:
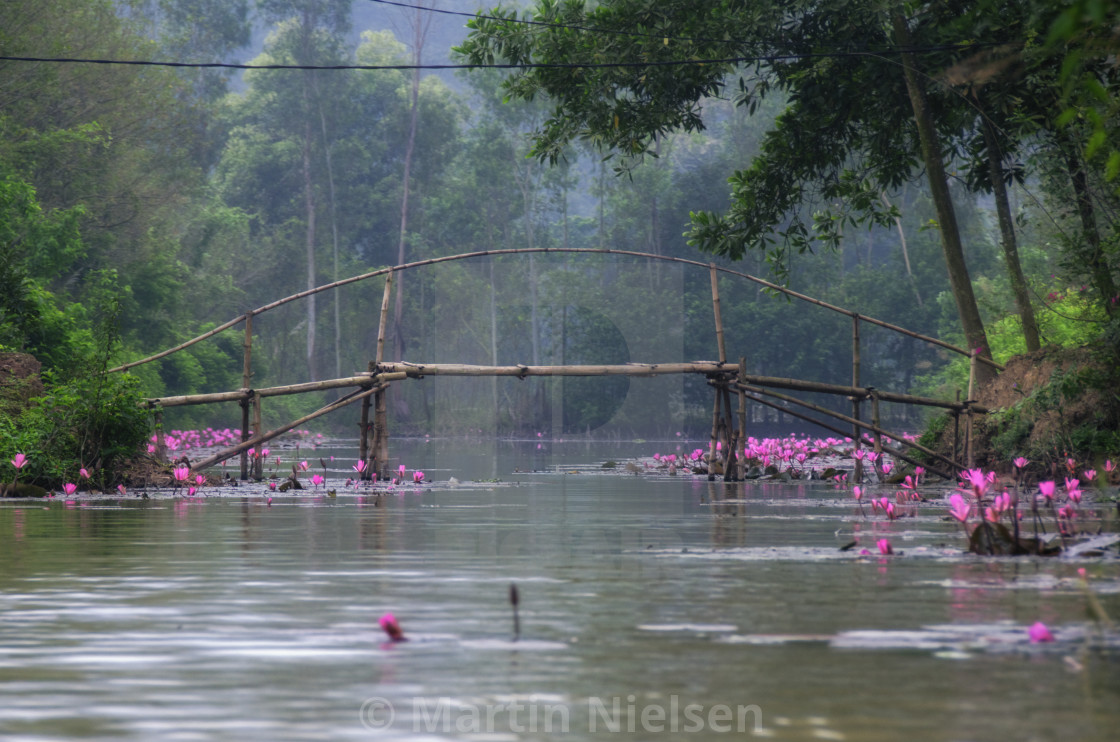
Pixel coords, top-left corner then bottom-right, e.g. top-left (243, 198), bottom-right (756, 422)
top-left (1, 440), bottom-right (1118, 741)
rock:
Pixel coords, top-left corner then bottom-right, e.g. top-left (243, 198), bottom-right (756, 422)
top-left (1, 482), bottom-right (49, 498)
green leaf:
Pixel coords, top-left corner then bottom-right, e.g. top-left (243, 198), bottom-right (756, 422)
top-left (1105, 151), bottom-right (1120, 182)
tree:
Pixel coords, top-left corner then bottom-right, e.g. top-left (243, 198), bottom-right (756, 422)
top-left (458, 0), bottom-right (1009, 384)
top-left (255, 0), bottom-right (352, 381)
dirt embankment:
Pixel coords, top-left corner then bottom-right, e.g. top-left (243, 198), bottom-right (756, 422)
top-left (931, 345), bottom-right (1120, 472)
top-left (0, 352), bottom-right (44, 419)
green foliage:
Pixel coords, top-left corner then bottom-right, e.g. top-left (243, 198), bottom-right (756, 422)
top-left (1, 267), bottom-right (150, 488)
top-left (5, 370), bottom-right (151, 487)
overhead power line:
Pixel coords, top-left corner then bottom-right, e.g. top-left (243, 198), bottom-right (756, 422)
top-left (0, 42), bottom-right (1001, 72)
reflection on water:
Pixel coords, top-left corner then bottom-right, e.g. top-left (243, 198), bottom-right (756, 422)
top-left (0, 440), bottom-right (1117, 741)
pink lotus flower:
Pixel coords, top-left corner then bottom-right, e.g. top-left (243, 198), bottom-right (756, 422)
top-left (1028, 622), bottom-right (1054, 643)
top-left (412, 471), bottom-right (424, 483)
top-left (948, 493), bottom-right (970, 523)
top-left (173, 466), bottom-right (190, 483)
top-left (188, 486), bottom-right (197, 496)
top-left (299, 461), bottom-right (309, 471)
top-left (310, 473), bottom-right (324, 488)
top-left (1013, 457), bottom-right (1029, 469)
top-left (1083, 469), bottom-right (1096, 481)
top-left (398, 464), bottom-right (407, 477)
top-left (913, 466), bottom-right (925, 481)
top-left (268, 481), bottom-right (277, 491)
top-left (379, 612), bottom-right (406, 642)
top-left (1106, 460), bottom-right (1115, 472)
top-left (79, 467), bottom-right (90, 479)
top-left (117, 484), bottom-right (127, 496)
top-left (1038, 480), bottom-right (1056, 502)
top-left (961, 468), bottom-right (990, 497)
top-left (352, 460), bottom-right (367, 474)
top-left (877, 538), bottom-right (893, 555)
top-left (63, 483), bottom-right (78, 496)
top-left (852, 486), bottom-right (862, 501)
top-left (11, 453), bottom-right (28, 470)
top-left (852, 450), bottom-right (865, 461)
top-left (195, 474), bottom-right (206, 486)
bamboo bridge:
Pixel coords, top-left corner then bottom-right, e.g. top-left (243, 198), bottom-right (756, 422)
top-left (111, 249), bottom-right (1003, 483)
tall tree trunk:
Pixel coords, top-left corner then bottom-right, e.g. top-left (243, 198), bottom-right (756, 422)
top-left (313, 81), bottom-right (343, 379)
top-left (880, 191), bottom-right (922, 307)
top-left (391, 4), bottom-right (432, 419)
top-left (1063, 145), bottom-right (1119, 316)
top-left (979, 105), bottom-right (1040, 350)
top-left (892, 13), bottom-right (994, 387)
top-left (301, 87), bottom-right (318, 381)
top-left (393, 65), bottom-right (420, 366)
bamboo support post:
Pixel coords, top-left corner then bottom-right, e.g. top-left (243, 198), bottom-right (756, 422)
top-left (708, 387), bottom-right (722, 481)
top-left (737, 357), bottom-right (747, 480)
top-left (154, 409), bottom-right (166, 462)
top-left (952, 398), bottom-right (961, 469)
top-left (252, 392), bottom-right (263, 479)
top-left (721, 383), bottom-right (737, 481)
top-left (238, 312), bottom-right (253, 481)
top-left (358, 388), bottom-right (372, 479)
top-left (966, 353), bottom-right (977, 469)
top-left (239, 395), bottom-right (250, 480)
top-left (710, 264), bottom-right (727, 365)
top-left (871, 391), bottom-right (883, 472)
top-left (851, 316), bottom-right (863, 483)
top-left (370, 271), bottom-right (394, 478)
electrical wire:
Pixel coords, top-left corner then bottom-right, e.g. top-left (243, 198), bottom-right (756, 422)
top-left (0, 42), bottom-right (1001, 72)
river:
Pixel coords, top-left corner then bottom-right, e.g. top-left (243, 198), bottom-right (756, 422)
top-left (1, 439), bottom-right (1117, 741)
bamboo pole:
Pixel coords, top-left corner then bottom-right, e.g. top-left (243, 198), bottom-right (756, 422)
top-left (708, 388), bottom-right (721, 481)
top-left (370, 361), bottom-right (981, 411)
top-left (239, 396), bottom-right (250, 481)
top-left (871, 391), bottom-right (883, 475)
top-left (372, 271), bottom-right (394, 478)
top-left (720, 383), bottom-right (736, 481)
top-left (154, 409), bottom-right (166, 463)
top-left (732, 381), bottom-right (959, 473)
top-left (966, 353), bottom-right (977, 468)
top-left (358, 371), bottom-right (372, 479)
top-left (240, 311), bottom-right (253, 481)
top-left (252, 392), bottom-right (263, 479)
top-left (851, 316), bottom-right (863, 483)
top-left (144, 373), bottom-right (404, 408)
top-left (110, 248), bottom-right (1002, 375)
top-left (375, 361), bottom-right (725, 377)
top-left (145, 364), bottom-right (970, 416)
top-left (189, 384), bottom-right (387, 475)
top-left (737, 357), bottom-right (748, 481)
top-left (710, 264), bottom-right (727, 365)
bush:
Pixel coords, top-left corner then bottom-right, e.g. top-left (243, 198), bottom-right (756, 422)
top-left (2, 370), bottom-right (150, 488)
